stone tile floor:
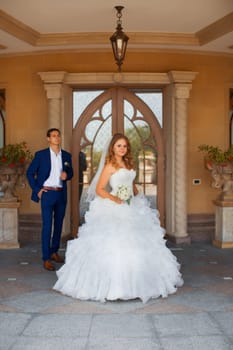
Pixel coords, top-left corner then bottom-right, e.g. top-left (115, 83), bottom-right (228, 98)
top-left (0, 242), bottom-right (232, 350)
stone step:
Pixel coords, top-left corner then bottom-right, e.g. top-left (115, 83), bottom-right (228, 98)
top-left (188, 213), bottom-right (215, 242)
top-left (18, 213), bottom-right (216, 244)
top-left (19, 214), bottom-right (41, 244)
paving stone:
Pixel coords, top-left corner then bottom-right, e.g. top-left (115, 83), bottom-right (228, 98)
top-left (0, 334), bottom-right (20, 350)
top-left (90, 314), bottom-right (154, 338)
top-left (211, 311), bottom-right (233, 335)
top-left (152, 313), bottom-right (221, 337)
top-left (0, 242), bottom-right (232, 349)
top-left (168, 290), bottom-right (233, 312)
top-left (1, 291), bottom-right (72, 313)
top-left (22, 314), bottom-right (92, 337)
top-left (88, 336), bottom-right (161, 350)
top-left (10, 337), bottom-right (87, 350)
top-left (160, 335), bottom-right (233, 350)
top-left (0, 312), bottom-right (32, 335)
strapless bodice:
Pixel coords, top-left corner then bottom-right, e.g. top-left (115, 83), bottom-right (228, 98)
top-left (109, 168), bottom-right (136, 194)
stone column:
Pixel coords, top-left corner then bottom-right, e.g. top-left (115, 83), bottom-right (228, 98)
top-left (165, 71), bottom-right (197, 244)
top-left (173, 84), bottom-right (192, 243)
top-left (38, 71), bottom-right (67, 130)
top-left (44, 84), bottom-right (62, 129)
top-left (38, 71), bottom-right (72, 237)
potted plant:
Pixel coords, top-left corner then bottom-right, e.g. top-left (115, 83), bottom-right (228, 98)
top-left (0, 142), bottom-right (32, 201)
top-left (0, 141), bottom-right (32, 168)
top-left (198, 144), bottom-right (233, 201)
top-left (198, 144), bottom-right (233, 167)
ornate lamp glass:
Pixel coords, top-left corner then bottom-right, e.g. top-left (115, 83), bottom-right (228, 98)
top-left (110, 6), bottom-right (129, 72)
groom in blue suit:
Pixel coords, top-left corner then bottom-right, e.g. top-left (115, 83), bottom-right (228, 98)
top-left (27, 128), bottom-right (73, 271)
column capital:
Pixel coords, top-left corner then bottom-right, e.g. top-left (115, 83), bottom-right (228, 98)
top-left (38, 71), bottom-right (67, 84)
top-left (174, 83), bottom-right (193, 99)
top-left (168, 70), bottom-right (198, 83)
top-left (44, 84), bottom-right (63, 99)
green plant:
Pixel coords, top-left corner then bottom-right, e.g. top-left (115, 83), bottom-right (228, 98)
top-left (198, 144), bottom-right (233, 164)
top-left (0, 141), bottom-right (33, 168)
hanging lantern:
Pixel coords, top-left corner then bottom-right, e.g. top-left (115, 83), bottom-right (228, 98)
top-left (110, 6), bottom-right (129, 72)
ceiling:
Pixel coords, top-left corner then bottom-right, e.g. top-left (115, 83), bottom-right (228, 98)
top-left (0, 0), bottom-right (233, 56)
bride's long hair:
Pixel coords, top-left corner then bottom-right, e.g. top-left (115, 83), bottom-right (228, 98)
top-left (105, 133), bottom-right (134, 170)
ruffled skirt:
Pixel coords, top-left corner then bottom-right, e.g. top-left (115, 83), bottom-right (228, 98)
top-left (53, 195), bottom-right (183, 303)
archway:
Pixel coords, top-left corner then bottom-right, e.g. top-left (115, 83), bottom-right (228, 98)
top-left (72, 87), bottom-right (165, 235)
top-left (39, 70), bottom-right (197, 243)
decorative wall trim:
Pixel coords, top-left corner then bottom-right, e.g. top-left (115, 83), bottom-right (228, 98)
top-left (1, 8), bottom-right (232, 51)
top-left (196, 12), bottom-right (233, 45)
top-left (0, 9), bottom-right (39, 45)
top-left (38, 70), bottom-right (198, 241)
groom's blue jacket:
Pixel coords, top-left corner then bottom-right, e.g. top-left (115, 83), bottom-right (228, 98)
top-left (26, 148), bottom-right (73, 203)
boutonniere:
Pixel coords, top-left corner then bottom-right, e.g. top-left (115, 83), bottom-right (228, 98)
top-left (63, 162), bottom-right (70, 171)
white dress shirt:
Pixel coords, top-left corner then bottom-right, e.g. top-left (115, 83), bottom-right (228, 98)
top-left (43, 148), bottom-right (63, 187)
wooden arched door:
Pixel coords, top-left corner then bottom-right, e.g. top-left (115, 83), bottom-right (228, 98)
top-left (71, 87), bottom-right (165, 236)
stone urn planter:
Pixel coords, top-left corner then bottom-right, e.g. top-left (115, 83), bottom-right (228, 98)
top-left (0, 142), bottom-right (32, 248)
top-left (0, 164), bottom-right (26, 202)
top-left (0, 142), bottom-right (32, 202)
top-left (199, 144), bottom-right (233, 201)
top-left (198, 144), bottom-right (233, 248)
top-left (204, 159), bottom-right (233, 202)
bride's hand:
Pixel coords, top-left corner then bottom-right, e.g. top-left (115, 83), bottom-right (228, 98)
top-left (111, 195), bottom-right (122, 204)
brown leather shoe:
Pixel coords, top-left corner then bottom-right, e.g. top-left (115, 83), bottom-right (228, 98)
top-left (51, 252), bottom-right (64, 263)
top-left (43, 260), bottom-right (55, 271)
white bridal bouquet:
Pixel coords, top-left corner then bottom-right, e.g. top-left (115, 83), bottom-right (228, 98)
top-left (116, 184), bottom-right (132, 205)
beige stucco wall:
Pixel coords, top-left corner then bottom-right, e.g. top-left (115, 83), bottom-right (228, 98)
top-left (0, 50), bottom-right (232, 215)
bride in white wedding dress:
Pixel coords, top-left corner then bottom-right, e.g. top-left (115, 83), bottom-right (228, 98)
top-left (53, 133), bottom-right (183, 303)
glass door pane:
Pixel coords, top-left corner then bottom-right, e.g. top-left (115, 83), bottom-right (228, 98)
top-left (123, 98), bottom-right (158, 208)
